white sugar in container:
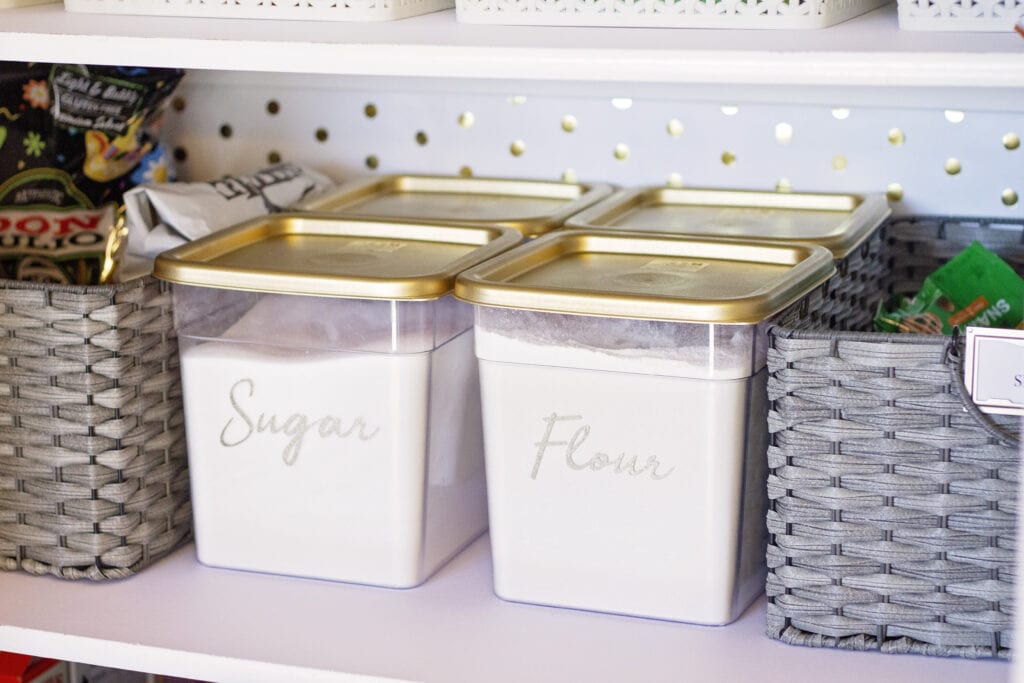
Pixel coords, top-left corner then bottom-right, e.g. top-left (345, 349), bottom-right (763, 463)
top-left (455, 231), bottom-right (835, 624)
top-left (154, 215), bottom-right (520, 587)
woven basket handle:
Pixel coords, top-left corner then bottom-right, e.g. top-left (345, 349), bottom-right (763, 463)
top-left (947, 328), bottom-right (1022, 448)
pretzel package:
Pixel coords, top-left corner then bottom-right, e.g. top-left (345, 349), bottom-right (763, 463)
top-left (875, 241), bottom-right (1024, 334)
top-left (0, 63), bottom-right (183, 284)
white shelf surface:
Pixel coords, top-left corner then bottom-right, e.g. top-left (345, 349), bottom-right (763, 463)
top-left (0, 535), bottom-right (1011, 683)
top-left (2, 4), bottom-right (1024, 87)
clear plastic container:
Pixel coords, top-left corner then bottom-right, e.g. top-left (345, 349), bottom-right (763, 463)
top-left (455, 230), bottom-right (835, 623)
top-left (157, 214), bottom-right (520, 587)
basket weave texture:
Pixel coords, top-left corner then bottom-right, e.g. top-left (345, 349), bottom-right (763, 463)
top-left (766, 216), bottom-right (1023, 658)
top-left (0, 276), bottom-right (191, 580)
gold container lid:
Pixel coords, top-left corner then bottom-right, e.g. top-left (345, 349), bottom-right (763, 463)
top-left (153, 214), bottom-right (521, 300)
top-left (566, 187), bottom-right (889, 260)
top-left (297, 174), bottom-right (614, 238)
top-left (455, 230), bottom-right (836, 324)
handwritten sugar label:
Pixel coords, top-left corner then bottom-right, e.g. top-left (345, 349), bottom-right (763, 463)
top-left (219, 378), bottom-right (380, 465)
top-left (530, 413), bottom-right (675, 481)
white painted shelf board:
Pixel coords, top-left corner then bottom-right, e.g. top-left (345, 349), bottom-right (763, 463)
top-left (0, 535), bottom-right (1011, 683)
top-left (1, 4), bottom-right (1024, 87)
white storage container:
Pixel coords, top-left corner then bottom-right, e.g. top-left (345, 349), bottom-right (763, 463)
top-left (63, 0), bottom-right (451, 22)
top-left (897, 0), bottom-right (1023, 31)
top-left (455, 0), bottom-right (889, 29)
top-left (454, 230), bottom-right (835, 624)
top-left (154, 214), bottom-right (520, 587)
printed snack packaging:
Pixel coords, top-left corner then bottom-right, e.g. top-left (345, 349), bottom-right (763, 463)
top-left (875, 240), bottom-right (1024, 333)
top-left (0, 63), bottom-right (183, 284)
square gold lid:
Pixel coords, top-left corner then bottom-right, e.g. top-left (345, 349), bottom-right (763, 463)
top-left (565, 187), bottom-right (889, 260)
top-left (298, 174), bottom-right (614, 238)
top-left (454, 230), bottom-right (836, 324)
top-left (153, 214), bottom-right (521, 300)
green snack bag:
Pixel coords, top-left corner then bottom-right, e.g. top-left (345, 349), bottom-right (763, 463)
top-left (874, 241), bottom-right (1024, 334)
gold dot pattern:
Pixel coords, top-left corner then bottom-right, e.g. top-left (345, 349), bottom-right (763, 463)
top-left (561, 115), bottom-right (578, 133)
top-left (614, 143), bottom-right (630, 161)
top-left (561, 169), bottom-right (577, 183)
top-left (1003, 189), bottom-right (1019, 206)
top-left (415, 131), bottom-right (428, 146)
top-left (667, 173), bottom-right (683, 188)
top-left (888, 128), bottom-right (905, 146)
top-left (945, 158), bottom-right (962, 175)
top-left (364, 103), bottom-right (378, 118)
top-left (775, 123), bottom-right (793, 145)
top-left (315, 128), bottom-right (328, 142)
top-left (1004, 133), bottom-right (1021, 151)
top-left (721, 151), bottom-right (736, 166)
top-left (366, 155), bottom-right (379, 170)
top-left (667, 119), bottom-right (684, 138)
top-left (268, 151), bottom-right (281, 164)
top-left (510, 140), bottom-right (526, 157)
top-left (832, 155), bottom-right (848, 171)
top-left (776, 178), bottom-right (792, 193)
top-left (944, 110), bottom-right (966, 124)
top-left (509, 95), bottom-right (527, 105)
top-left (887, 183), bottom-right (904, 201)
top-left (459, 166), bottom-right (473, 177)
top-left (458, 112), bottom-right (475, 129)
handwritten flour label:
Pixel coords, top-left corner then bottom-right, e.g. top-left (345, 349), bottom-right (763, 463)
top-left (530, 412), bottom-right (675, 481)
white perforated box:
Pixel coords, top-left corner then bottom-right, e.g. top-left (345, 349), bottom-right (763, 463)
top-left (897, 0), bottom-right (1024, 31)
top-left (456, 0), bottom-right (889, 29)
top-left (64, 0), bottom-right (451, 22)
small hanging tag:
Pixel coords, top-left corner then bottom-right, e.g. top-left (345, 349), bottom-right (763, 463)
top-left (964, 326), bottom-right (1024, 416)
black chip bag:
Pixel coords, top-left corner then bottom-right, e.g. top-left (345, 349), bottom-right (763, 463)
top-left (0, 63), bottom-right (183, 284)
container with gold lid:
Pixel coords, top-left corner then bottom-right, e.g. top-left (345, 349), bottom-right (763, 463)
top-left (296, 174), bottom-right (614, 238)
top-left (454, 230), bottom-right (835, 625)
top-left (566, 187), bottom-right (890, 328)
top-left (154, 214), bottom-right (520, 588)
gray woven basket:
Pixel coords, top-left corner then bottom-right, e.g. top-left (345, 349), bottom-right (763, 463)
top-left (0, 275), bottom-right (191, 580)
top-left (766, 216), bottom-right (1023, 658)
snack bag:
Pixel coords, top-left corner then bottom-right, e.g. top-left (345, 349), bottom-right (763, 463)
top-left (124, 163), bottom-right (336, 264)
top-left (875, 241), bottom-right (1024, 334)
top-left (0, 63), bottom-right (184, 284)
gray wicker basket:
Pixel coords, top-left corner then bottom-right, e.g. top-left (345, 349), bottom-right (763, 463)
top-left (0, 275), bottom-right (191, 580)
top-left (766, 215), bottom-right (1023, 658)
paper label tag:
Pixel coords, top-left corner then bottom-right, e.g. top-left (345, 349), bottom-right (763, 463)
top-left (964, 327), bottom-right (1024, 416)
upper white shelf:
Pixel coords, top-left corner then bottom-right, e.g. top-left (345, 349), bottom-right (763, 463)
top-left (0, 536), bottom-right (1011, 683)
top-left (1, 3), bottom-right (1023, 87)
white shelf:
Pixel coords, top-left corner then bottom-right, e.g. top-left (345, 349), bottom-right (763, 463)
top-left (1, 4), bottom-right (1023, 87)
top-left (0, 536), bottom-right (1011, 683)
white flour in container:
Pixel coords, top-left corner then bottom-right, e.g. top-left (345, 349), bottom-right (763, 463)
top-left (475, 307), bottom-right (768, 624)
top-left (475, 307), bottom-right (763, 380)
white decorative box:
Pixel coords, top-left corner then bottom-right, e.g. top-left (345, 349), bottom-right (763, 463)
top-left (456, 0), bottom-right (890, 29)
top-left (64, 0), bottom-right (451, 22)
top-left (897, 0), bottom-right (1024, 31)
